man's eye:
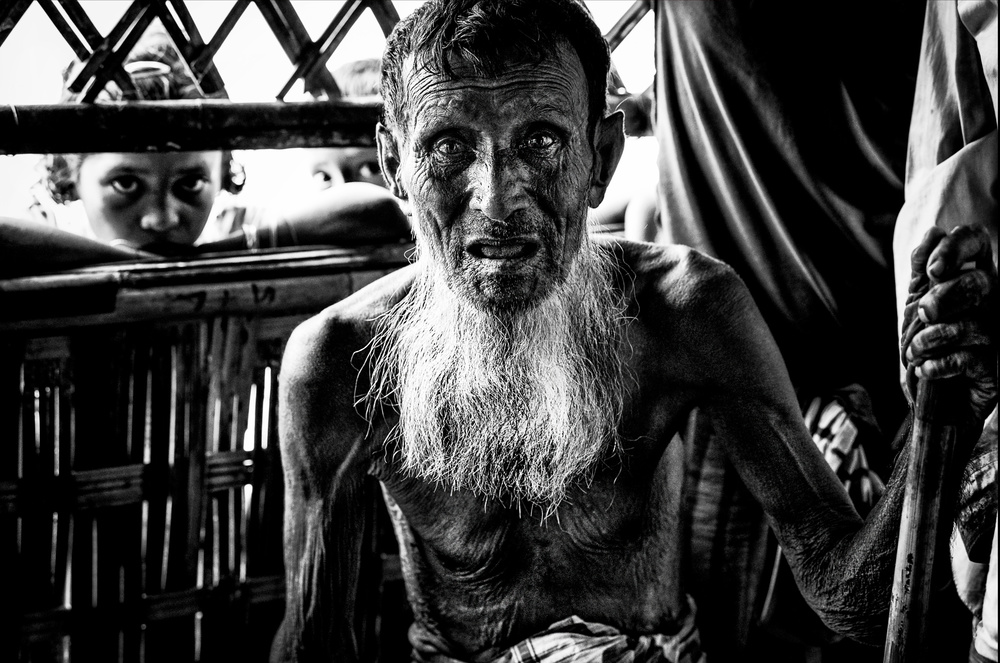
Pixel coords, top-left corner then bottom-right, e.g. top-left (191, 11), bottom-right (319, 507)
top-left (432, 138), bottom-right (466, 157)
top-left (523, 132), bottom-right (558, 151)
top-left (109, 176), bottom-right (141, 195)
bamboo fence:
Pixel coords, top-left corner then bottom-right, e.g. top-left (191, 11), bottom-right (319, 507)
top-left (0, 246), bottom-right (412, 663)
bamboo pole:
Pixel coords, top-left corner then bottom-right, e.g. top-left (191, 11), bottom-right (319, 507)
top-left (604, 0), bottom-right (651, 53)
top-left (0, 100), bottom-right (381, 154)
top-left (883, 379), bottom-right (957, 662)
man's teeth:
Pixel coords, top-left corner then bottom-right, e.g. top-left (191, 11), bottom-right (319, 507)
top-left (479, 243), bottom-right (524, 258)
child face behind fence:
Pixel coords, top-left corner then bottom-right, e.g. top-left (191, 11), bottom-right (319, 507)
top-left (74, 151), bottom-right (223, 252)
top-left (304, 59), bottom-right (386, 191)
top-left (38, 29), bottom-right (240, 251)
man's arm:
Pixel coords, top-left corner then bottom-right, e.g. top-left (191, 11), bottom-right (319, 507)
top-left (679, 227), bottom-right (995, 643)
top-left (270, 313), bottom-right (377, 663)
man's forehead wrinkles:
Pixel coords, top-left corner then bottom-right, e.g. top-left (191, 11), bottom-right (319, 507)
top-left (411, 67), bottom-right (579, 92)
top-left (414, 85), bottom-right (581, 113)
top-left (402, 52), bottom-right (588, 105)
top-left (405, 74), bottom-right (588, 134)
top-left (410, 97), bottom-right (586, 140)
top-left (423, 67), bottom-right (575, 87)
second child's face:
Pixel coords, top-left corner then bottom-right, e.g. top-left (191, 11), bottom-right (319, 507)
top-left (75, 151), bottom-right (223, 251)
top-left (308, 147), bottom-right (384, 190)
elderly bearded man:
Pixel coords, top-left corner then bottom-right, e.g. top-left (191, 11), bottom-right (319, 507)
top-left (270, 1), bottom-right (998, 661)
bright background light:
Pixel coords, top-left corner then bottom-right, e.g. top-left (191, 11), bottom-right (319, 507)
top-left (0, 1), bottom-right (654, 217)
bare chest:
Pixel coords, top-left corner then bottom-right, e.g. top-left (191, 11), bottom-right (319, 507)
top-left (375, 397), bottom-right (693, 655)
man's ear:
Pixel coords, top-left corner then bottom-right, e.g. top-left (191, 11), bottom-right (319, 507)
top-left (376, 122), bottom-right (406, 200)
top-left (588, 110), bottom-right (626, 208)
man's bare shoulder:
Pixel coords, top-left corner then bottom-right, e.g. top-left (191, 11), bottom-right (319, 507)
top-left (600, 237), bottom-right (788, 396)
top-left (597, 236), bottom-right (749, 316)
top-left (283, 263), bottom-right (418, 380)
top-left (278, 265), bottom-right (417, 470)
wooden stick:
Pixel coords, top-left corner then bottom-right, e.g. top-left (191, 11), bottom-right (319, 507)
top-left (65, 1), bottom-right (146, 95)
top-left (276, 0), bottom-right (367, 100)
top-left (883, 379), bottom-right (957, 662)
top-left (165, 0), bottom-right (227, 94)
top-left (0, 0), bottom-right (33, 50)
top-left (41, 0), bottom-right (138, 96)
top-left (368, 0), bottom-right (402, 37)
top-left (0, 100), bottom-right (381, 153)
top-left (604, 0), bottom-right (651, 53)
top-left (191, 0), bottom-right (250, 75)
top-left (256, 0), bottom-right (339, 96)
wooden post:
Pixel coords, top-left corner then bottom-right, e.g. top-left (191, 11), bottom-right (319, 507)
top-left (0, 100), bottom-right (381, 154)
top-left (883, 379), bottom-right (957, 662)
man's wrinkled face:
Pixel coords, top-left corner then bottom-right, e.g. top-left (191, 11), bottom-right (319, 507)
top-left (384, 45), bottom-right (601, 310)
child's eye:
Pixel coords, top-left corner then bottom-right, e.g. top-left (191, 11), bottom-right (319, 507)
top-left (109, 176), bottom-right (142, 195)
top-left (312, 167), bottom-right (343, 189)
top-left (175, 176), bottom-right (208, 195)
top-left (357, 161), bottom-right (380, 179)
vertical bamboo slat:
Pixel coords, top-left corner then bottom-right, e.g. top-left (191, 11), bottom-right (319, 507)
top-left (3, 247), bottom-right (412, 662)
top-left (0, 344), bottom-right (25, 662)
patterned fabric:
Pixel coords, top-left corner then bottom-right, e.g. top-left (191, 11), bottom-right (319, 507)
top-left (955, 410), bottom-right (999, 563)
top-left (501, 602), bottom-right (703, 663)
top-left (416, 600), bottom-right (704, 663)
top-left (802, 390), bottom-right (885, 516)
top-left (952, 409), bottom-right (998, 663)
top-left (504, 619), bottom-right (701, 663)
top-left (759, 385), bottom-right (886, 645)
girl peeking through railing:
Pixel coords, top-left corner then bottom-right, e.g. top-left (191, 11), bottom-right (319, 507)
top-left (3, 26), bottom-right (410, 274)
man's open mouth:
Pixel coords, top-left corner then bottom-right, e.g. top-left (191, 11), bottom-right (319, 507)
top-left (468, 240), bottom-right (540, 260)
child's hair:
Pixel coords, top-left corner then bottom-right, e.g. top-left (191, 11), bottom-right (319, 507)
top-left (38, 26), bottom-right (244, 204)
top-left (332, 58), bottom-right (382, 99)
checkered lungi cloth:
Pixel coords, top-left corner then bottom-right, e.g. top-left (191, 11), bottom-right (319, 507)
top-left (418, 598), bottom-right (705, 663)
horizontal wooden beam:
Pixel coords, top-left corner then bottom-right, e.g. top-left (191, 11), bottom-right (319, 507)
top-left (0, 100), bottom-right (382, 154)
top-left (0, 243), bottom-right (412, 331)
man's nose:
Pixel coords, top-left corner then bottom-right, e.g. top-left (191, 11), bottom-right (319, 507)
top-left (469, 151), bottom-right (529, 221)
top-left (139, 198), bottom-right (181, 232)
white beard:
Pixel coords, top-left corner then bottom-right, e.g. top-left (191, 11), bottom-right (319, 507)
top-left (364, 238), bottom-right (629, 514)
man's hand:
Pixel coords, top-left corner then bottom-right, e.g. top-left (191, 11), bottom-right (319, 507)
top-left (900, 224), bottom-right (997, 427)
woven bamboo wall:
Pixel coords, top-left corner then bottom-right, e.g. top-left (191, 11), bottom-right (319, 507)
top-left (0, 246), bottom-right (411, 663)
